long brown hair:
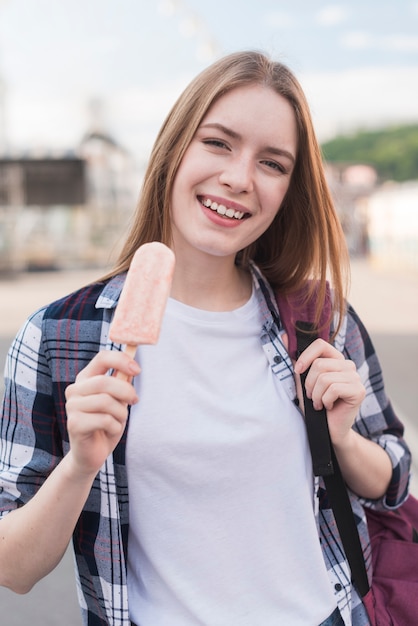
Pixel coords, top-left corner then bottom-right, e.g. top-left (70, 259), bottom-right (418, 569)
top-left (107, 50), bottom-right (349, 329)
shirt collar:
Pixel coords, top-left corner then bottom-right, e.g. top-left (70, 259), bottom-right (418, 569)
top-left (95, 273), bottom-right (126, 310)
top-left (249, 261), bottom-right (283, 335)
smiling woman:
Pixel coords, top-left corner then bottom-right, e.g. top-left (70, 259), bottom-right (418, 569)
top-left (0, 50), bottom-right (411, 626)
top-left (113, 51), bottom-right (348, 323)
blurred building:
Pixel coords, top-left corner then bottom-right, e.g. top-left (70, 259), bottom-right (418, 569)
top-left (324, 163), bottom-right (378, 257)
top-left (325, 162), bottom-right (418, 272)
top-left (367, 181), bottom-right (418, 272)
top-left (79, 130), bottom-right (141, 266)
top-left (0, 133), bottom-right (141, 273)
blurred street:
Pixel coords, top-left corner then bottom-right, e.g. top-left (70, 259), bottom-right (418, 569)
top-left (0, 258), bottom-right (417, 625)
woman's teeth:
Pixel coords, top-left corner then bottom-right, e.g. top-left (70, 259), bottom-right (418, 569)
top-left (201, 198), bottom-right (245, 220)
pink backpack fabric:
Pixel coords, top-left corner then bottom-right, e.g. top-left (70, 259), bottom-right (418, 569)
top-left (364, 497), bottom-right (418, 625)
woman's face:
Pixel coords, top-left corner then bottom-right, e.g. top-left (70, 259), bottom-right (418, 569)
top-left (170, 84), bottom-right (298, 263)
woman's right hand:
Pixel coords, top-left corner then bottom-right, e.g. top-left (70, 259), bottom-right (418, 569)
top-left (0, 349), bottom-right (140, 594)
top-left (65, 350), bottom-right (140, 478)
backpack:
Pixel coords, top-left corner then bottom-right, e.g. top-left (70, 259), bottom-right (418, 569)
top-left (276, 284), bottom-right (418, 626)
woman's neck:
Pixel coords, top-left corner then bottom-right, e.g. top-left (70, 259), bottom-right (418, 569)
top-left (170, 253), bottom-right (252, 312)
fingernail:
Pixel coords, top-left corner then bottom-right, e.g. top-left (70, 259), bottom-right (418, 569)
top-left (128, 362), bottom-right (140, 375)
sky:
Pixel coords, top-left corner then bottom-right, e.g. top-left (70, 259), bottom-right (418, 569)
top-left (0, 0), bottom-right (418, 164)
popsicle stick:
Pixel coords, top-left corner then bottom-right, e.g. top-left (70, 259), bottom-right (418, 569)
top-left (114, 343), bottom-right (138, 381)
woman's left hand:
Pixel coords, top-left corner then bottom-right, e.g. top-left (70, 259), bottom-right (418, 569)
top-left (294, 339), bottom-right (366, 447)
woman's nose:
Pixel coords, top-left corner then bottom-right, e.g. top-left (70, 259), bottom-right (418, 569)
top-left (218, 155), bottom-right (254, 194)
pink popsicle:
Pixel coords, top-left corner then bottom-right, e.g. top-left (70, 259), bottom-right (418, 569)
top-left (109, 242), bottom-right (175, 365)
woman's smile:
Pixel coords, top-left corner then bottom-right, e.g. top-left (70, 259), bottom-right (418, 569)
top-left (199, 196), bottom-right (250, 223)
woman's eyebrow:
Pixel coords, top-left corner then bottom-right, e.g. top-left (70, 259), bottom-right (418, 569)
top-left (199, 122), bottom-right (295, 164)
top-left (265, 145), bottom-right (295, 164)
top-left (200, 122), bottom-right (240, 140)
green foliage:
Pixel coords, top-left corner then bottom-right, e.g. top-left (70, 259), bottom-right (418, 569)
top-left (321, 124), bottom-right (418, 182)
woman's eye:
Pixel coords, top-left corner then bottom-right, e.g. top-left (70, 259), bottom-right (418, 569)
top-left (262, 160), bottom-right (286, 174)
top-left (203, 138), bottom-right (229, 149)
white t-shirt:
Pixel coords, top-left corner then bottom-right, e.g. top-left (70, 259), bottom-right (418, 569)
top-left (126, 290), bottom-right (336, 625)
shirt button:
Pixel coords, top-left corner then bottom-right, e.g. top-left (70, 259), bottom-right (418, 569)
top-left (334, 583), bottom-right (342, 592)
top-left (273, 355), bottom-right (282, 364)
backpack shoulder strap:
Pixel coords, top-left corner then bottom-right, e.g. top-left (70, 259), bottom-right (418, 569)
top-left (276, 282), bottom-right (370, 597)
top-left (275, 281), bottom-right (334, 476)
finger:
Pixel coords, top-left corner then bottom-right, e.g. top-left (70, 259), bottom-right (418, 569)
top-left (294, 339), bottom-right (344, 374)
top-left (323, 382), bottom-right (365, 411)
top-left (304, 358), bottom-right (356, 396)
top-left (66, 372), bottom-right (139, 407)
top-left (74, 350), bottom-right (140, 383)
top-left (67, 390), bottom-right (133, 423)
top-left (311, 375), bottom-right (364, 411)
top-left (68, 409), bottom-right (128, 440)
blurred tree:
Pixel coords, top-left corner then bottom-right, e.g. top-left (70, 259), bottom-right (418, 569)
top-left (321, 124), bottom-right (418, 182)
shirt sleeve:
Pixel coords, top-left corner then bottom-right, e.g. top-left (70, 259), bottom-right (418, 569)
top-left (0, 306), bottom-right (62, 517)
top-left (342, 304), bottom-right (411, 509)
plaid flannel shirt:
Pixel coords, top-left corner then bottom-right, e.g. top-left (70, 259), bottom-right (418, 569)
top-left (0, 267), bottom-right (411, 626)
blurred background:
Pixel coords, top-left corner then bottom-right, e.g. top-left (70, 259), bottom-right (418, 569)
top-left (0, 0), bottom-right (418, 272)
top-left (0, 1), bottom-right (417, 623)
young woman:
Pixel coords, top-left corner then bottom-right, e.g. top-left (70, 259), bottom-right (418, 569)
top-left (0, 51), bottom-right (411, 626)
